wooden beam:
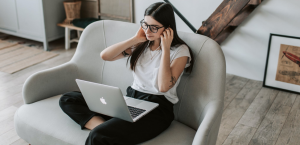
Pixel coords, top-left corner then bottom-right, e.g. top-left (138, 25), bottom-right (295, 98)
top-left (228, 4), bottom-right (256, 27)
top-left (214, 26), bottom-right (237, 44)
top-left (249, 0), bottom-right (262, 5)
top-left (197, 0), bottom-right (250, 39)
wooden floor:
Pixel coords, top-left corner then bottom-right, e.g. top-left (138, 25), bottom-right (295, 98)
top-left (1, 33), bottom-right (299, 145)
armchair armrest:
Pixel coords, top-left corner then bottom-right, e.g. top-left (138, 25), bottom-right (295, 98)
top-left (192, 100), bottom-right (224, 145)
top-left (22, 62), bottom-right (79, 104)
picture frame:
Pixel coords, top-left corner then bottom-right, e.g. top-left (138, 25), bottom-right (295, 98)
top-left (263, 33), bottom-right (300, 94)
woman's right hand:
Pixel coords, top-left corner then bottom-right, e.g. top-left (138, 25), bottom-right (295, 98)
top-left (132, 26), bottom-right (147, 43)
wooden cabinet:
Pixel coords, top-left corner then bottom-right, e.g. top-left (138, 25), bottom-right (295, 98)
top-left (0, 0), bottom-right (66, 51)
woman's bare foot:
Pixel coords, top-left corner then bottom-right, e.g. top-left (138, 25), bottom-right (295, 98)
top-left (84, 116), bottom-right (106, 130)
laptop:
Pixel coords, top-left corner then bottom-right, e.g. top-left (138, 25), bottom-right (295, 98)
top-left (75, 79), bottom-right (159, 122)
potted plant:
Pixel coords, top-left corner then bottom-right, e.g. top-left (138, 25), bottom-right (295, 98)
top-left (63, 0), bottom-right (82, 24)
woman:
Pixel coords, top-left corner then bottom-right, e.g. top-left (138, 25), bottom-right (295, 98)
top-left (59, 2), bottom-right (194, 145)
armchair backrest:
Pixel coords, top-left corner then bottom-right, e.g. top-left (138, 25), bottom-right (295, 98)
top-left (71, 20), bottom-right (226, 130)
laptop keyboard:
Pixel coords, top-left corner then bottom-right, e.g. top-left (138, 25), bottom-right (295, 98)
top-left (127, 106), bottom-right (146, 119)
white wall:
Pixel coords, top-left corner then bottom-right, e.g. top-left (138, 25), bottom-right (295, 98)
top-left (133, 0), bottom-right (300, 81)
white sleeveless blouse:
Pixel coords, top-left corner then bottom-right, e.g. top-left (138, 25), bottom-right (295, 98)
top-left (126, 41), bottom-right (191, 104)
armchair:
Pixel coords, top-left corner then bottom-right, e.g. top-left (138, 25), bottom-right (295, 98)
top-left (14, 20), bottom-right (226, 145)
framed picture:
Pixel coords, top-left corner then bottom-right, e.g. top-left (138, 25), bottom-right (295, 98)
top-left (263, 33), bottom-right (300, 94)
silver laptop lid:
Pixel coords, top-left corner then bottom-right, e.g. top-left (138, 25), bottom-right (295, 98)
top-left (75, 79), bottom-right (133, 122)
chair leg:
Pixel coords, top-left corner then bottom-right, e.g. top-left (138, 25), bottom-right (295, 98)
top-left (65, 27), bottom-right (71, 50)
top-left (77, 30), bottom-right (81, 38)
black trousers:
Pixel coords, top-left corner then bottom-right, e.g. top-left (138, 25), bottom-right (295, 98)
top-left (59, 86), bottom-right (174, 145)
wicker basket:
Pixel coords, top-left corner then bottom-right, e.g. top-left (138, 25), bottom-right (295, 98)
top-left (63, 1), bottom-right (82, 24)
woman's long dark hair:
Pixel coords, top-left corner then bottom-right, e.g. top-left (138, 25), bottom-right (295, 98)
top-left (126, 2), bottom-right (194, 74)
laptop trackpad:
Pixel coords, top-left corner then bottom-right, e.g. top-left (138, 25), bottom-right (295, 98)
top-left (126, 98), bottom-right (143, 107)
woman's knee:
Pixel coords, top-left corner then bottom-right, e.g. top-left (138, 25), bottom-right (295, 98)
top-left (59, 91), bottom-right (82, 106)
top-left (59, 94), bottom-right (69, 109)
top-left (59, 93), bottom-right (71, 104)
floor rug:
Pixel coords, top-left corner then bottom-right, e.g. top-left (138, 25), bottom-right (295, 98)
top-left (0, 40), bottom-right (59, 74)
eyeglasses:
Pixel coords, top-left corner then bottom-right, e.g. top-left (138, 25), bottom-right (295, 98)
top-left (140, 19), bottom-right (165, 33)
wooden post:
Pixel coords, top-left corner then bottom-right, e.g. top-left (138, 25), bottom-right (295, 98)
top-left (197, 0), bottom-right (264, 44)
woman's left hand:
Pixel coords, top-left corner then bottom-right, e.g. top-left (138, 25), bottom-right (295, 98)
top-left (160, 27), bottom-right (173, 51)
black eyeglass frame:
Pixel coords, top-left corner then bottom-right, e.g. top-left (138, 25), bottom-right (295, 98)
top-left (140, 19), bottom-right (165, 33)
